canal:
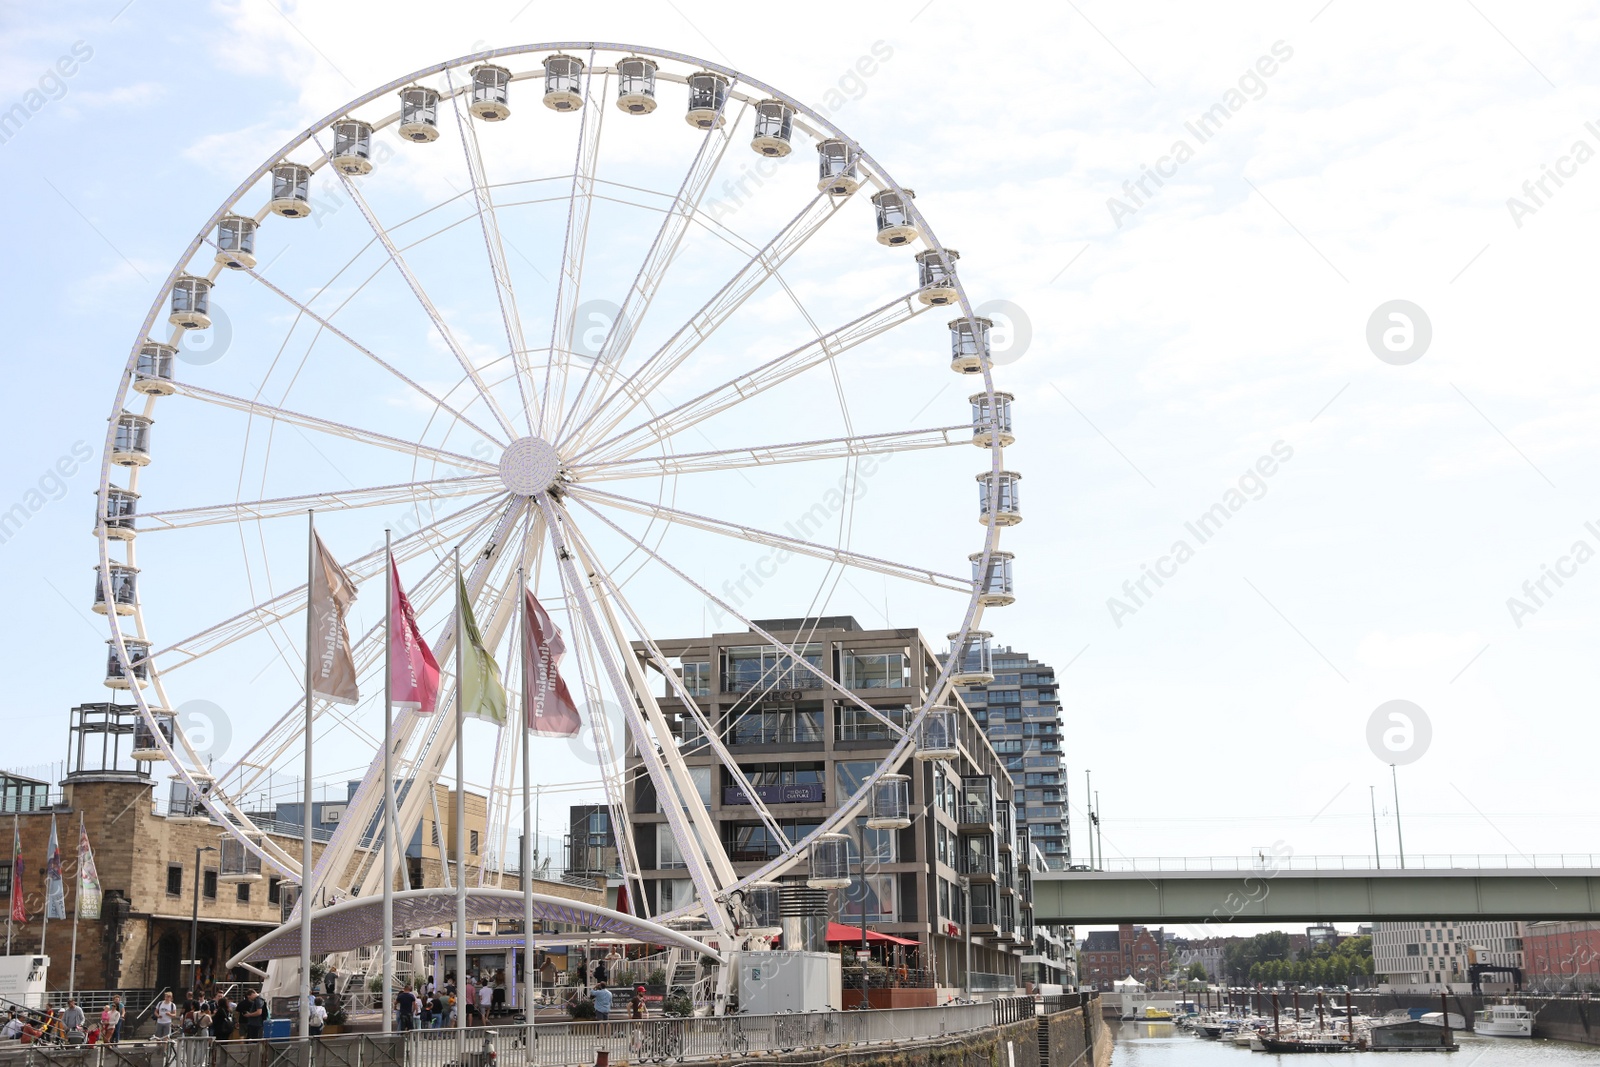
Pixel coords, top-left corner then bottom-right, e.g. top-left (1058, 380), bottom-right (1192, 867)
top-left (1110, 1020), bottom-right (1600, 1063)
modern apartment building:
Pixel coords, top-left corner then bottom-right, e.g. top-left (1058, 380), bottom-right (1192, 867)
top-left (951, 644), bottom-right (1074, 988)
top-left (1372, 920), bottom-right (1526, 992)
top-left (624, 616), bottom-right (1035, 994)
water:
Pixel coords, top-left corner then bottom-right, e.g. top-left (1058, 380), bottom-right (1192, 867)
top-left (1110, 1021), bottom-right (1600, 1064)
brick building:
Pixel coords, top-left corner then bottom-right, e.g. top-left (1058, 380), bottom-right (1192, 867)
top-left (1077, 924), bottom-right (1166, 991)
top-left (1522, 921), bottom-right (1600, 993)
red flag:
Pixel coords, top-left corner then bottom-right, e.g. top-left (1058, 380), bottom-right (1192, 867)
top-left (522, 587), bottom-right (580, 736)
top-left (9, 820), bottom-right (23, 924)
top-left (614, 881), bottom-right (630, 916)
top-left (389, 555), bottom-right (441, 713)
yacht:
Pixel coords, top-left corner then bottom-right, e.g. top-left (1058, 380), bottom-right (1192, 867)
top-left (1474, 1001), bottom-right (1534, 1038)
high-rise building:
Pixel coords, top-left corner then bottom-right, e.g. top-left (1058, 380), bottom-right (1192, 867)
top-left (951, 644), bottom-right (1074, 988)
top-left (623, 616), bottom-right (1035, 998)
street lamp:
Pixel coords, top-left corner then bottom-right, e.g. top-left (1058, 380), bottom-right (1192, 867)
top-left (190, 845), bottom-right (217, 993)
top-left (959, 873), bottom-right (972, 1001)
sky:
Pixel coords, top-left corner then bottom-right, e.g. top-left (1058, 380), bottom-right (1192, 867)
top-left (2, 0), bottom-right (1599, 887)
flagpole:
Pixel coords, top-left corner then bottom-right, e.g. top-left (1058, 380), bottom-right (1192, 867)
top-left (6, 813), bottom-right (14, 955)
top-left (300, 509), bottom-right (315, 1041)
top-left (519, 563), bottom-right (536, 1045)
top-left (454, 546), bottom-right (467, 1045)
top-left (68, 813), bottom-right (82, 996)
top-left (40, 815), bottom-right (52, 969)
top-left (382, 529), bottom-right (395, 1034)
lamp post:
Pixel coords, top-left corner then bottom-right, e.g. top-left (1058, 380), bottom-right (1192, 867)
top-left (858, 843), bottom-right (870, 1010)
top-left (190, 845), bottom-right (217, 994)
top-left (959, 873), bottom-right (972, 1001)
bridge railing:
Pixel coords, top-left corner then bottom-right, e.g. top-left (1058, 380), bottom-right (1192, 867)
top-left (1052, 853), bottom-right (1600, 873)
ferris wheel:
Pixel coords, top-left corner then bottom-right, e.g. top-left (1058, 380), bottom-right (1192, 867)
top-left (92, 42), bottom-right (1019, 939)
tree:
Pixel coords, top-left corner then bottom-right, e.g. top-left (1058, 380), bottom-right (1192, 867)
top-left (1187, 962), bottom-right (1208, 981)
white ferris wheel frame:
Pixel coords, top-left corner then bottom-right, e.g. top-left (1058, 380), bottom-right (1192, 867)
top-left (93, 42), bottom-right (1013, 936)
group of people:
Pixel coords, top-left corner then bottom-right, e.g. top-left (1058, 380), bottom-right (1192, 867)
top-left (2, 997), bottom-right (122, 1045)
top-left (396, 973), bottom-right (499, 1030)
top-left (148, 987), bottom-right (272, 1041)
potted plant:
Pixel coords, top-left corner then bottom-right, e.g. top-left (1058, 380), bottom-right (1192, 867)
top-left (567, 996), bottom-right (596, 1020)
top-left (323, 1005), bottom-right (347, 1035)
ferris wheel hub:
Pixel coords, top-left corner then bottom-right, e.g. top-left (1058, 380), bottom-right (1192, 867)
top-left (498, 436), bottom-right (561, 495)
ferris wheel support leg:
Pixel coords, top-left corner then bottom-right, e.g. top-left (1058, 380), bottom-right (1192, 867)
top-left (535, 496), bottom-right (738, 950)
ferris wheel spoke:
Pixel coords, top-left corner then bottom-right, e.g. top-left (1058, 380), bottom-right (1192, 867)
top-left (539, 496), bottom-right (740, 919)
top-left (557, 94), bottom-right (748, 443)
top-left (567, 486), bottom-right (972, 594)
top-left (578, 424), bottom-right (972, 482)
top-left (558, 515), bottom-right (795, 858)
top-left (319, 142), bottom-right (522, 440)
top-left (138, 476), bottom-right (500, 531)
top-left (565, 190), bottom-right (847, 452)
top-left (575, 291), bottom-right (930, 466)
top-left (172, 382), bottom-right (499, 474)
top-left (150, 493), bottom-right (506, 673)
top-left (234, 256), bottom-right (510, 449)
top-left (446, 70), bottom-right (539, 436)
top-left (568, 496), bottom-right (907, 736)
top-left (541, 66), bottom-right (608, 440)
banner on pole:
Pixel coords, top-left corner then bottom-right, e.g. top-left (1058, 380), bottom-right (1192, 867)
top-left (457, 574), bottom-right (508, 726)
top-left (523, 587), bottom-right (581, 737)
top-left (310, 531), bottom-right (360, 705)
top-left (76, 817), bottom-right (102, 921)
top-left (389, 555), bottom-right (441, 713)
top-left (44, 816), bottom-right (64, 921)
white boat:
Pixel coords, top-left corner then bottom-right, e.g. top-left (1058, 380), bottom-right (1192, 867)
top-left (1474, 1001), bottom-right (1534, 1038)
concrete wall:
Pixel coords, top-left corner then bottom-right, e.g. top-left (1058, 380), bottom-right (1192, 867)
top-left (1048, 1000), bottom-right (1112, 1067)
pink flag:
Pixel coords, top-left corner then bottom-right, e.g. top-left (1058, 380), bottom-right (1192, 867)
top-left (523, 587), bottom-right (581, 736)
top-left (389, 555), bottom-right (441, 713)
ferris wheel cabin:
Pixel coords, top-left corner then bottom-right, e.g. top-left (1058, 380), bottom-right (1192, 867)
top-left (948, 630), bottom-right (995, 685)
top-left (218, 833), bottom-right (264, 883)
top-left (816, 139), bottom-right (860, 195)
top-left (268, 163), bottom-right (311, 218)
top-left (977, 470), bottom-right (1022, 526)
top-left (686, 71), bottom-right (729, 129)
top-left (91, 561), bottom-right (138, 615)
top-left (99, 486), bottom-right (138, 541)
top-left (169, 274), bottom-right (213, 329)
top-left (214, 215), bottom-right (257, 269)
top-left (133, 342), bottom-right (177, 396)
top-left (914, 705), bottom-right (961, 760)
top-left (398, 86), bottom-right (440, 142)
top-left (970, 391), bottom-right (1014, 447)
top-left (469, 64), bottom-right (512, 120)
top-left (871, 188), bottom-right (917, 246)
top-left (543, 54), bottom-right (585, 111)
top-left (806, 832), bottom-right (853, 889)
top-left (949, 317), bottom-right (992, 374)
top-left (331, 119), bottom-right (374, 176)
top-left (616, 57), bottom-right (658, 113)
top-left (916, 249), bottom-right (960, 306)
top-left (971, 551), bottom-right (1016, 607)
top-left (866, 773), bottom-right (912, 829)
top-left (751, 99), bottom-right (794, 157)
top-left (104, 638), bottom-right (150, 689)
top-left (129, 710), bottom-right (175, 761)
top-left (112, 412), bottom-right (153, 467)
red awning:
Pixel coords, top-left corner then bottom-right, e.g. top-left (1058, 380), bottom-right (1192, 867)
top-left (825, 921), bottom-right (921, 947)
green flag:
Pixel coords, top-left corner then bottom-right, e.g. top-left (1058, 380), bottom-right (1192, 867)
top-left (457, 574), bottom-right (507, 726)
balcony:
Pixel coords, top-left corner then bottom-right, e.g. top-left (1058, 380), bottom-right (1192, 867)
top-left (959, 852), bottom-right (995, 878)
top-left (957, 802), bottom-right (992, 828)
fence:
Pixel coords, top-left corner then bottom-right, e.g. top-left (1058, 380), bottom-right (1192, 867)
top-left (0, 997), bottom-right (1095, 1067)
top-left (1080, 853), bottom-right (1600, 872)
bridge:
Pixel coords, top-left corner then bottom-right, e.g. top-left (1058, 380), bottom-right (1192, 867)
top-left (1032, 854), bottom-right (1600, 925)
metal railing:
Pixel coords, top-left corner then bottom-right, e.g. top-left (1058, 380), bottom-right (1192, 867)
top-left (1058, 853), bottom-right (1600, 873)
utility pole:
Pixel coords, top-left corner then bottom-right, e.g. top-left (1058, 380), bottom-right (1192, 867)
top-left (1094, 791), bottom-right (1104, 869)
top-left (1084, 770), bottom-right (1093, 870)
top-left (1369, 786), bottom-right (1381, 869)
top-left (1390, 765), bottom-right (1406, 869)
top-left (189, 845), bottom-right (216, 992)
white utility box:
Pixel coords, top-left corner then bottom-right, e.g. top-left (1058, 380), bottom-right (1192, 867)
top-left (735, 950), bottom-right (841, 1014)
top-left (0, 955), bottom-right (49, 1008)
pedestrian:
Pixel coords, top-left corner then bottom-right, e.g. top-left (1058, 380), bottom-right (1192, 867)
top-left (631, 986), bottom-right (646, 1020)
top-left (477, 980), bottom-right (492, 1021)
top-left (212, 997), bottom-right (235, 1042)
top-left (109, 996), bottom-right (124, 1043)
top-left (433, 992), bottom-right (447, 1029)
top-left (323, 967), bottom-right (338, 999)
top-left (153, 992), bottom-right (178, 1040)
top-left (194, 1002), bottom-right (213, 1039)
top-left (307, 997), bottom-right (326, 1038)
top-left (592, 983), bottom-right (612, 1021)
top-left (62, 1000), bottom-right (85, 1041)
top-left (396, 986), bottom-right (416, 1032)
top-left (240, 990), bottom-right (266, 1040)
top-left (2, 1012), bottom-right (22, 1040)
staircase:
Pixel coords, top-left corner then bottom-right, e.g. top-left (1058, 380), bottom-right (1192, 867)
top-left (669, 961), bottom-right (698, 990)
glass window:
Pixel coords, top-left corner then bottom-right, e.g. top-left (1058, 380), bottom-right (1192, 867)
top-left (730, 706), bottom-right (823, 745)
top-left (841, 651), bottom-right (909, 689)
top-left (837, 873), bottom-right (896, 922)
top-left (722, 644), bottom-right (822, 693)
top-left (836, 760), bottom-right (877, 799)
top-left (658, 878), bottom-right (693, 912)
top-left (836, 704), bottom-right (908, 741)
top-left (682, 661), bottom-right (710, 697)
top-left (657, 824), bottom-right (686, 869)
top-left (203, 869), bottom-right (217, 900)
